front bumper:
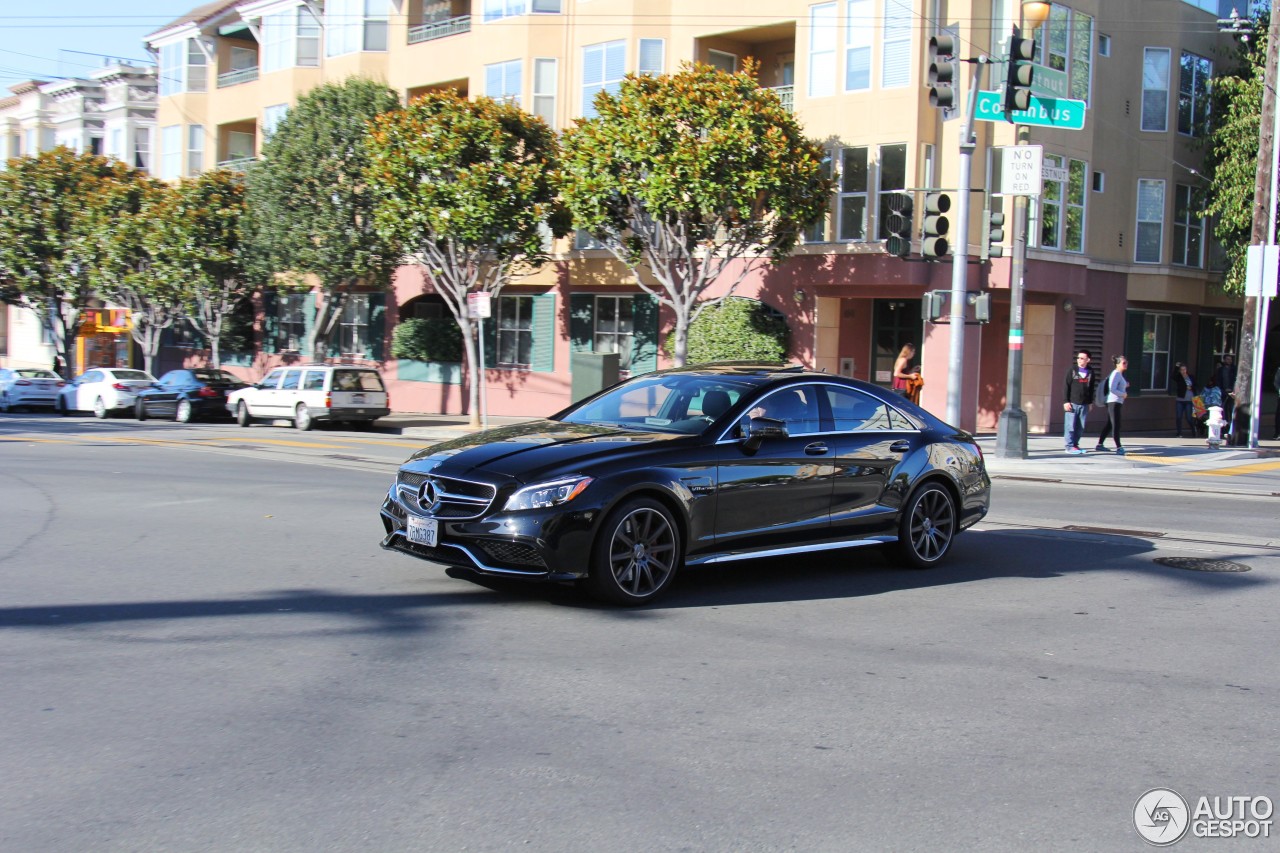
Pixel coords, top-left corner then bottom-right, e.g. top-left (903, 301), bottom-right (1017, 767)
top-left (378, 485), bottom-right (597, 582)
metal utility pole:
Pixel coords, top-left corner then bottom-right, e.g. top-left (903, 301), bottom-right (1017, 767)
top-left (995, 124), bottom-right (1031, 458)
top-left (945, 58), bottom-right (985, 428)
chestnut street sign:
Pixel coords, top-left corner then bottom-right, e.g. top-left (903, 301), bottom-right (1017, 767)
top-left (975, 90), bottom-right (1086, 130)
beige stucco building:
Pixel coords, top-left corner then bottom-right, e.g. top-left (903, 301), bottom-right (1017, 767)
top-left (140, 0), bottom-right (1257, 433)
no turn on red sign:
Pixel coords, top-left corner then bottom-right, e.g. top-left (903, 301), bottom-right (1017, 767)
top-left (1001, 145), bottom-right (1043, 197)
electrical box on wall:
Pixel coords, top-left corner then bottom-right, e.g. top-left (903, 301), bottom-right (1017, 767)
top-left (839, 358), bottom-right (855, 378)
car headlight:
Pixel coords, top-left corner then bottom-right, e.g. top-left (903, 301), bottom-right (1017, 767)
top-left (503, 476), bottom-right (594, 512)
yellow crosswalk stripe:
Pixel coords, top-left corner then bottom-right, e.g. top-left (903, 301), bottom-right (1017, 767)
top-left (1190, 460), bottom-right (1280, 477)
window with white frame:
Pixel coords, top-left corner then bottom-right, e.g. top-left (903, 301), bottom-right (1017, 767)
top-left (264, 5), bottom-right (320, 70)
top-left (109, 129), bottom-right (123, 161)
top-left (803, 151), bottom-right (834, 243)
top-left (532, 58), bottom-right (557, 127)
top-left (1037, 155), bottom-right (1086, 252)
top-left (325, 0), bottom-right (390, 56)
top-left (808, 3), bottom-right (836, 98)
top-left (638, 38), bottom-right (664, 75)
top-left (1135, 179), bottom-right (1165, 264)
top-left (278, 293), bottom-right (307, 351)
top-left (497, 295), bottom-right (533, 368)
top-left (876, 143), bottom-right (906, 240)
top-left (838, 146), bottom-right (868, 242)
top-left (483, 0), bottom-right (560, 21)
top-left (708, 50), bottom-right (737, 74)
top-left (1172, 184), bottom-right (1204, 267)
top-left (1210, 317), bottom-right (1238, 363)
top-left (486, 59), bottom-right (522, 105)
top-left (881, 0), bottom-right (911, 89)
top-left (1141, 47), bottom-right (1170, 132)
top-left (845, 0), bottom-right (871, 91)
top-left (1031, 4), bottom-right (1093, 105)
top-left (1140, 312), bottom-right (1171, 391)
top-left (593, 295), bottom-right (635, 370)
top-left (186, 125), bottom-right (203, 176)
top-left (263, 104), bottom-right (289, 141)
top-left (225, 130), bottom-right (254, 164)
top-left (133, 127), bottom-right (151, 171)
top-left (159, 39), bottom-right (207, 96)
top-left (582, 40), bottom-right (624, 118)
top-left (230, 46), bottom-right (257, 72)
top-left (160, 125), bottom-right (181, 180)
top-left (336, 294), bottom-right (369, 354)
top-left (1178, 51), bottom-right (1212, 137)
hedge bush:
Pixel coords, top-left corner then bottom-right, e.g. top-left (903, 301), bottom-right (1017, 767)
top-left (391, 317), bottom-right (464, 363)
top-left (666, 297), bottom-right (791, 364)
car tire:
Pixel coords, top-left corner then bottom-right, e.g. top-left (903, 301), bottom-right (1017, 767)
top-left (893, 481), bottom-right (957, 569)
top-left (0, 392), bottom-right (9, 413)
top-left (236, 402), bottom-right (253, 428)
top-left (586, 497), bottom-right (682, 605)
top-left (93, 397), bottom-right (107, 419)
top-left (175, 400), bottom-right (193, 423)
top-left (57, 397), bottom-right (69, 416)
top-left (135, 400), bottom-right (147, 421)
top-left (294, 404), bottom-right (313, 431)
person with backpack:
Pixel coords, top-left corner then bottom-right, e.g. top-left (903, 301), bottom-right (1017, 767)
top-left (1173, 362), bottom-right (1196, 438)
top-left (1094, 355), bottom-right (1129, 455)
top-left (1062, 350), bottom-right (1096, 454)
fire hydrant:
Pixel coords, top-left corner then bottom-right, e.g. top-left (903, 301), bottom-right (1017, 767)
top-left (1206, 405), bottom-right (1225, 448)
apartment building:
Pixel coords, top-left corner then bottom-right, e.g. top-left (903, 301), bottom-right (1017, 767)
top-left (143, 0), bottom-right (1249, 432)
top-left (0, 63), bottom-right (158, 373)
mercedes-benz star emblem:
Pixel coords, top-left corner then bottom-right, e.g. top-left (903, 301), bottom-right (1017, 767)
top-left (418, 478), bottom-right (438, 510)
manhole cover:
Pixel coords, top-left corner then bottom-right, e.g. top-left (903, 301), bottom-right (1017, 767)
top-left (1154, 557), bottom-right (1251, 573)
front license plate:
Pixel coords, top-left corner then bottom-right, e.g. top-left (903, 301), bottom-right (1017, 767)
top-left (407, 515), bottom-right (438, 547)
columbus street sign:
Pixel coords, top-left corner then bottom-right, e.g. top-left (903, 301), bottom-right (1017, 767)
top-left (975, 90), bottom-right (1086, 130)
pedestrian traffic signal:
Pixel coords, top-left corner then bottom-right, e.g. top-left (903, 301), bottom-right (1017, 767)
top-left (1004, 35), bottom-right (1036, 113)
top-left (923, 291), bottom-right (947, 322)
top-left (921, 192), bottom-right (950, 260)
top-left (927, 35), bottom-right (956, 110)
top-left (885, 191), bottom-right (914, 258)
top-left (983, 205), bottom-right (1006, 260)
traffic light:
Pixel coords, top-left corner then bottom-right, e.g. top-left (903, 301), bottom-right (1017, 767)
top-left (983, 204), bottom-right (1006, 260)
top-left (923, 291), bottom-right (947, 322)
top-left (885, 191), bottom-right (914, 258)
top-left (927, 35), bottom-right (956, 109)
top-left (973, 291), bottom-right (991, 323)
top-left (1004, 35), bottom-right (1036, 113)
top-left (920, 192), bottom-right (950, 260)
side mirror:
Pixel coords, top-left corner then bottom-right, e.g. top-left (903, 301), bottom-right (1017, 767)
top-left (739, 416), bottom-right (789, 452)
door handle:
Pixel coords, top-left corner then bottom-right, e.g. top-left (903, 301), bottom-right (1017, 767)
top-left (804, 442), bottom-right (829, 455)
top-left (889, 440), bottom-right (912, 453)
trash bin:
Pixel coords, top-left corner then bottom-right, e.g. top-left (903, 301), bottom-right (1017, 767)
top-left (571, 351), bottom-right (621, 403)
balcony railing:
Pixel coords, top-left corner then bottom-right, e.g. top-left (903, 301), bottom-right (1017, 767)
top-left (769, 85), bottom-right (794, 113)
top-left (217, 156), bottom-right (257, 173)
top-left (217, 67), bottom-right (259, 88)
top-left (407, 15), bottom-right (471, 45)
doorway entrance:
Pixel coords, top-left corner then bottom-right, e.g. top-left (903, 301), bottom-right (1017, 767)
top-left (872, 299), bottom-right (922, 388)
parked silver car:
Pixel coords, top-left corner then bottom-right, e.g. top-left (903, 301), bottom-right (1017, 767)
top-left (0, 368), bottom-right (66, 411)
top-left (57, 368), bottom-right (158, 418)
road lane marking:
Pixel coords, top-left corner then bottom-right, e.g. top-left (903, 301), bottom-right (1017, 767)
top-left (1189, 459), bottom-right (1280, 477)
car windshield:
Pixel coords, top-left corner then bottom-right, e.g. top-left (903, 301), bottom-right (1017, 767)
top-left (112, 370), bottom-right (153, 381)
top-left (560, 374), bottom-right (754, 434)
top-left (333, 370), bottom-right (385, 392)
top-left (17, 369), bottom-right (58, 378)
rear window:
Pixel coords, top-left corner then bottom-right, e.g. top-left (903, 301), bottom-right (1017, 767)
top-left (17, 369), bottom-right (59, 379)
top-left (193, 370), bottom-right (241, 383)
top-left (333, 370), bottom-right (385, 392)
top-left (113, 370), bottom-right (153, 381)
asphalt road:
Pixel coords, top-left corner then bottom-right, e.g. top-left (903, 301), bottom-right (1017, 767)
top-left (2, 413), bottom-right (1278, 852)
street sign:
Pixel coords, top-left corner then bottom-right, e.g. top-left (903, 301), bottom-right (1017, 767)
top-left (1245, 244), bottom-right (1279, 297)
top-left (467, 291), bottom-right (492, 319)
top-left (1042, 165), bottom-right (1069, 183)
top-left (975, 90), bottom-right (1086, 130)
top-left (1029, 64), bottom-right (1069, 99)
top-left (1001, 145), bottom-right (1043, 197)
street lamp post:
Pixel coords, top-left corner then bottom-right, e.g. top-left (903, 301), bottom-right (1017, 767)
top-left (995, 0), bottom-right (1052, 458)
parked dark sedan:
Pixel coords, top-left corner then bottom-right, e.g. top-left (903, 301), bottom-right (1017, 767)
top-left (134, 368), bottom-right (249, 423)
top-left (379, 364), bottom-right (991, 605)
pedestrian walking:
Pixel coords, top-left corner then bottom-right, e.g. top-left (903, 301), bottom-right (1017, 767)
top-left (892, 344), bottom-right (919, 397)
top-left (1215, 353), bottom-right (1238, 435)
top-left (1061, 350), bottom-right (1096, 454)
top-left (1173, 362), bottom-right (1196, 437)
top-left (1094, 355), bottom-right (1129, 455)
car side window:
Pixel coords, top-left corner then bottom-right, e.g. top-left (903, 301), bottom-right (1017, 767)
top-left (302, 370), bottom-right (326, 391)
top-left (260, 369), bottom-right (284, 389)
top-left (825, 386), bottom-right (892, 431)
top-left (81, 371), bottom-right (101, 384)
top-left (744, 385), bottom-right (822, 435)
top-left (280, 370), bottom-right (302, 391)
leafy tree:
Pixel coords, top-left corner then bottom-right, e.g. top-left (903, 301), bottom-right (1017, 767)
top-left (0, 147), bottom-right (152, 376)
top-left (366, 91), bottom-right (566, 427)
top-left (146, 171), bottom-right (252, 368)
top-left (245, 78), bottom-right (402, 359)
top-left (666, 296), bottom-right (791, 364)
top-left (560, 61), bottom-right (832, 366)
top-left (391, 317), bottom-right (464, 363)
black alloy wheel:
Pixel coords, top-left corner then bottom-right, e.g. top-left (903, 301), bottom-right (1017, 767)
top-left (135, 400), bottom-right (147, 421)
top-left (894, 482), bottom-right (957, 568)
top-left (588, 498), bottom-right (681, 605)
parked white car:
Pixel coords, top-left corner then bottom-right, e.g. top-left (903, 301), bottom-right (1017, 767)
top-left (227, 364), bottom-right (390, 430)
top-left (58, 367), bottom-right (158, 418)
top-left (0, 368), bottom-right (66, 411)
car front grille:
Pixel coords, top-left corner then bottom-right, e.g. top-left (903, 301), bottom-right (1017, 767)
top-left (479, 541), bottom-right (547, 568)
top-left (396, 471), bottom-right (496, 520)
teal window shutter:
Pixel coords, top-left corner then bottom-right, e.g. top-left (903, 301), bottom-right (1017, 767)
top-left (1123, 310), bottom-right (1146, 397)
top-left (365, 292), bottom-right (386, 361)
top-left (630, 293), bottom-right (659, 374)
top-left (262, 291), bottom-right (278, 354)
top-left (531, 293), bottom-right (556, 372)
top-left (302, 292), bottom-right (316, 357)
top-left (569, 293), bottom-right (595, 352)
top-left (1169, 314), bottom-right (1190, 394)
top-left (1195, 315), bottom-right (1216, 378)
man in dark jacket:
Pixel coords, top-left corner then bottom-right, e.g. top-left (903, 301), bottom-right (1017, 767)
top-left (1062, 350), bottom-right (1097, 454)
top-left (1215, 354), bottom-right (1238, 432)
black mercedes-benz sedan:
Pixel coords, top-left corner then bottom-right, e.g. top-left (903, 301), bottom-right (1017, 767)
top-left (379, 364), bottom-right (991, 605)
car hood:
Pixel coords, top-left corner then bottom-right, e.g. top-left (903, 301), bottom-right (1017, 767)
top-left (405, 419), bottom-right (696, 481)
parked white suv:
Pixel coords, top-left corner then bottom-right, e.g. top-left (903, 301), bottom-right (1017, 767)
top-left (227, 365), bottom-right (390, 430)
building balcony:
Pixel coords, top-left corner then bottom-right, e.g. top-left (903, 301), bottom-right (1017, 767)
top-left (769, 85), bottom-right (794, 112)
top-left (217, 67), bottom-right (260, 88)
top-left (217, 156), bottom-right (256, 172)
top-left (407, 15), bottom-right (471, 45)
